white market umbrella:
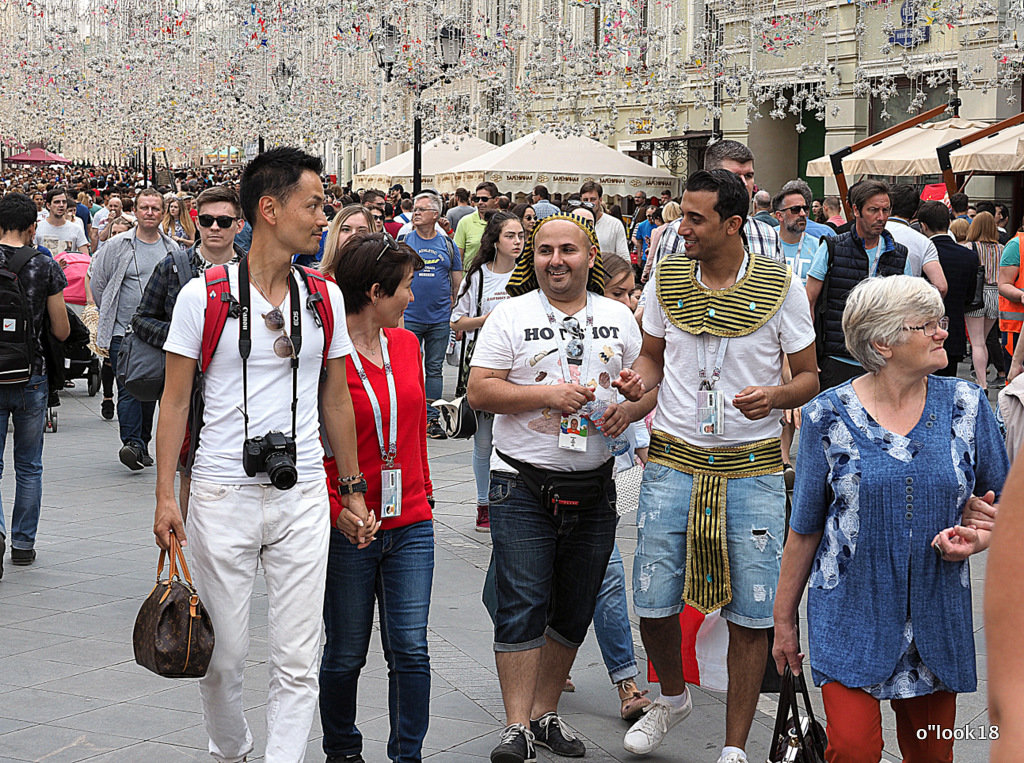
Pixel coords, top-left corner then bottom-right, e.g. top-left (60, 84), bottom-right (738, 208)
top-left (353, 135), bottom-right (497, 189)
top-left (433, 130), bottom-right (678, 197)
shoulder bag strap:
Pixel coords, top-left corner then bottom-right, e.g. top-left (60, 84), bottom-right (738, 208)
top-left (171, 247), bottom-right (194, 289)
top-left (293, 266), bottom-right (334, 369)
top-left (200, 265), bottom-right (234, 374)
top-left (6, 245), bottom-right (39, 275)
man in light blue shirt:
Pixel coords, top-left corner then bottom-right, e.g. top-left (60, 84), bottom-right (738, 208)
top-left (531, 184), bottom-right (560, 219)
top-left (772, 181), bottom-right (821, 283)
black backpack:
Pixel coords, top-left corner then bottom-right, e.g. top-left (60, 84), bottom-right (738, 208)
top-left (0, 245), bottom-right (41, 385)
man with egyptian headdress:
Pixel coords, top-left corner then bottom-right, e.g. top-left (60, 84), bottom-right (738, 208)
top-left (615, 170), bottom-right (818, 762)
top-left (468, 215), bottom-right (642, 763)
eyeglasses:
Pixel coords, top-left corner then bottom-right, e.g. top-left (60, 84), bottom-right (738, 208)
top-left (370, 213), bottom-right (385, 221)
top-left (567, 200), bottom-right (596, 211)
top-left (262, 308), bottom-right (296, 359)
top-left (376, 232), bottom-right (399, 261)
top-left (903, 317), bottom-right (949, 336)
top-left (781, 205), bottom-right (809, 215)
top-left (412, 207), bottom-right (437, 215)
top-left (197, 214), bottom-right (237, 229)
top-left (472, 195), bottom-right (492, 203)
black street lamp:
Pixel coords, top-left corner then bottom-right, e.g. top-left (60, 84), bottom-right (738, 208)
top-left (372, 22), bottom-right (464, 194)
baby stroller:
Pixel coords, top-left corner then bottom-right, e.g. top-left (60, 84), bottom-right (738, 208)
top-left (43, 306), bottom-right (99, 432)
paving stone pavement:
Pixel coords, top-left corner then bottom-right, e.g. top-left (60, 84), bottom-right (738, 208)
top-left (0, 371), bottom-right (994, 762)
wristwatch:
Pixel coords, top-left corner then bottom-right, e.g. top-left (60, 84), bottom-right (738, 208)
top-left (337, 478), bottom-right (368, 495)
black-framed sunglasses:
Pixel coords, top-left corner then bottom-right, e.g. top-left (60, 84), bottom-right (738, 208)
top-left (376, 231), bottom-right (400, 261)
top-left (262, 308), bottom-right (296, 359)
top-left (197, 214), bottom-right (238, 229)
top-left (780, 205), bottom-right (809, 215)
top-left (903, 317), bottom-right (949, 336)
top-left (472, 195), bottom-right (492, 203)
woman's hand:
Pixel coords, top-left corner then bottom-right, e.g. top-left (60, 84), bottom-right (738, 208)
top-left (932, 524), bottom-right (991, 561)
top-left (772, 620), bottom-right (805, 676)
top-left (963, 490), bottom-right (998, 531)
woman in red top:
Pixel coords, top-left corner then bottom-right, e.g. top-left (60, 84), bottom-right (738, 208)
top-left (319, 232), bottom-right (435, 763)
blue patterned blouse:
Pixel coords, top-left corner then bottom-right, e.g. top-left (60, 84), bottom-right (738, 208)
top-left (790, 377), bottom-right (1008, 697)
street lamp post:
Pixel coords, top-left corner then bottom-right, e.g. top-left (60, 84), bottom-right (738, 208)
top-left (259, 60), bottom-right (297, 155)
top-left (372, 22), bottom-right (463, 194)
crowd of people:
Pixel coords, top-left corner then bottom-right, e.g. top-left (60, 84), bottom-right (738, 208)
top-left (0, 141), bottom-right (1021, 763)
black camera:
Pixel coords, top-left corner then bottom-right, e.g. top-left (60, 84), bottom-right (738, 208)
top-left (242, 431), bottom-right (298, 490)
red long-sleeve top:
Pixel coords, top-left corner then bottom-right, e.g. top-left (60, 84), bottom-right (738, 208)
top-left (325, 327), bottom-right (433, 529)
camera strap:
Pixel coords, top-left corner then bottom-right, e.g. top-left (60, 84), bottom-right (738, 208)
top-left (349, 330), bottom-right (398, 467)
top-left (237, 258), bottom-right (301, 442)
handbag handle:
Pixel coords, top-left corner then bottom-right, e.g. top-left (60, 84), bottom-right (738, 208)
top-left (155, 532), bottom-right (196, 589)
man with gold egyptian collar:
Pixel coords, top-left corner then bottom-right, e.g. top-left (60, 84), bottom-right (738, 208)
top-left (614, 170), bottom-right (819, 762)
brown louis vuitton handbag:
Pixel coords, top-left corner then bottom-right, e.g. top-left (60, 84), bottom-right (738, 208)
top-left (133, 532), bottom-right (215, 678)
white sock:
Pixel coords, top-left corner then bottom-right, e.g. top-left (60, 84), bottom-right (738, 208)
top-left (721, 746), bottom-right (746, 760)
top-left (659, 687), bottom-right (689, 708)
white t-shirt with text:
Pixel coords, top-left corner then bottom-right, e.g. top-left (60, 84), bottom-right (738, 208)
top-left (450, 264), bottom-right (513, 341)
top-left (163, 264), bottom-right (354, 484)
top-left (471, 290), bottom-right (642, 472)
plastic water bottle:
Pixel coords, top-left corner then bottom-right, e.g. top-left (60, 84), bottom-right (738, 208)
top-left (580, 399), bottom-right (631, 457)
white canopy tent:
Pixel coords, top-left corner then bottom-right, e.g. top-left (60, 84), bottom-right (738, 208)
top-left (433, 131), bottom-right (677, 197)
top-left (949, 122), bottom-right (1024, 173)
top-left (353, 135), bottom-right (497, 189)
top-left (805, 118), bottom-right (989, 178)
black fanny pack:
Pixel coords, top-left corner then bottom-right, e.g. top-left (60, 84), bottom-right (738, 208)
top-left (496, 450), bottom-right (613, 514)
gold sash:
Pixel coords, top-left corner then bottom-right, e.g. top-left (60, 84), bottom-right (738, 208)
top-left (656, 253), bottom-right (791, 338)
top-left (648, 431), bottom-right (783, 614)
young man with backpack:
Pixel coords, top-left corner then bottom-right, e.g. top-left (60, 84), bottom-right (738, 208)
top-left (0, 193), bottom-right (70, 577)
top-left (132, 185), bottom-right (246, 517)
top-left (152, 148), bottom-right (374, 762)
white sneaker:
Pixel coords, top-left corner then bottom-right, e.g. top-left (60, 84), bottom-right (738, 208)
top-left (716, 751), bottom-right (748, 763)
top-left (623, 692), bottom-right (693, 754)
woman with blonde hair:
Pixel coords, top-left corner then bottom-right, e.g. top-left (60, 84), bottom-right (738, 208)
top-left (161, 197), bottom-right (195, 247)
top-left (949, 217), bottom-right (970, 243)
top-left (643, 201), bottom-right (682, 282)
top-left (319, 204), bottom-right (377, 275)
top-left (965, 211), bottom-right (1003, 389)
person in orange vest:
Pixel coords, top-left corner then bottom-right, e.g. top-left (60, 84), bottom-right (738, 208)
top-left (997, 231), bottom-right (1024, 356)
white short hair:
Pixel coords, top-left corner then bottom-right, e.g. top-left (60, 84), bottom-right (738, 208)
top-left (413, 191), bottom-right (441, 214)
top-left (841, 275), bottom-right (944, 374)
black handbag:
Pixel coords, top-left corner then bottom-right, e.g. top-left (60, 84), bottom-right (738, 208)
top-left (117, 329), bottom-right (166, 401)
top-left (435, 395), bottom-right (478, 439)
top-left (768, 666), bottom-right (827, 763)
top-left (965, 244), bottom-right (985, 313)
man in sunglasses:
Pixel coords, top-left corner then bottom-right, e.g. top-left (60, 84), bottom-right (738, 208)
top-left (454, 181), bottom-right (501, 268)
top-left (92, 188), bottom-right (179, 470)
top-left (131, 185), bottom-right (245, 502)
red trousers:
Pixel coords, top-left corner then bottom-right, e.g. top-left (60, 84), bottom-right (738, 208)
top-left (820, 682), bottom-right (957, 762)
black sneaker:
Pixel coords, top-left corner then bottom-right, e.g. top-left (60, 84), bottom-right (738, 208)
top-left (0, 533), bottom-right (5, 580)
top-left (426, 420), bottom-right (448, 440)
top-left (491, 723), bottom-right (536, 763)
top-left (11, 547), bottom-right (35, 566)
top-left (530, 712), bottom-right (585, 757)
top-left (101, 399), bottom-right (114, 420)
top-left (119, 442), bottom-right (145, 471)
top-left (140, 450), bottom-right (154, 467)
top-left (326, 755), bottom-right (365, 763)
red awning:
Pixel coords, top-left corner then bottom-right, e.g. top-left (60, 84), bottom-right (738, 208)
top-left (7, 147), bottom-right (71, 165)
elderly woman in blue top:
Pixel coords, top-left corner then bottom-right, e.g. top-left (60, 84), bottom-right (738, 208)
top-left (772, 275), bottom-right (1007, 763)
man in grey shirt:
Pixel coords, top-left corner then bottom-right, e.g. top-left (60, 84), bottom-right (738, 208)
top-left (91, 189), bottom-right (181, 470)
top-left (446, 187), bottom-right (475, 229)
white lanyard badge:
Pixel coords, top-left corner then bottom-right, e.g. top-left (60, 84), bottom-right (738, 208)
top-left (537, 291), bottom-right (594, 386)
top-left (349, 331), bottom-right (398, 468)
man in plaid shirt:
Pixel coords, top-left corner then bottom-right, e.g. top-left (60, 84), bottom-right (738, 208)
top-left (645, 140), bottom-right (781, 276)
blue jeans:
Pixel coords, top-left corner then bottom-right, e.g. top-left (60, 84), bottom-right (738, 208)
top-left (0, 375), bottom-right (48, 549)
top-left (320, 520), bottom-right (435, 763)
top-left (472, 412), bottom-right (494, 505)
top-left (110, 335), bottom-right (156, 449)
top-left (593, 543), bottom-right (639, 683)
top-left (403, 320), bottom-right (449, 422)
top-left (489, 471), bottom-right (617, 651)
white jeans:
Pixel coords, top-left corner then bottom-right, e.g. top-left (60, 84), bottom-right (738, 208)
top-left (187, 478), bottom-right (330, 763)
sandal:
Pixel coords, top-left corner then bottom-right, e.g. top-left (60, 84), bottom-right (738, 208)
top-left (617, 677), bottom-right (652, 721)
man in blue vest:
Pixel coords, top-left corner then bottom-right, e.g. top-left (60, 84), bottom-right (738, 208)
top-left (805, 179), bottom-right (913, 390)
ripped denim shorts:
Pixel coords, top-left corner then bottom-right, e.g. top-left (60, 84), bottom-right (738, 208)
top-left (631, 461), bottom-right (785, 628)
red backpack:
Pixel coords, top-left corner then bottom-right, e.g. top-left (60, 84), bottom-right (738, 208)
top-left (180, 264), bottom-right (335, 470)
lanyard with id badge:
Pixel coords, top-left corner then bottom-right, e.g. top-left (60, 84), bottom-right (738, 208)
top-left (350, 332), bottom-right (402, 518)
top-left (538, 291), bottom-right (594, 452)
top-left (696, 335), bottom-right (729, 436)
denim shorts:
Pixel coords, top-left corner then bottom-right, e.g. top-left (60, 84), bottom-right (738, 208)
top-left (488, 471), bottom-right (618, 652)
top-left (632, 461), bottom-right (785, 628)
